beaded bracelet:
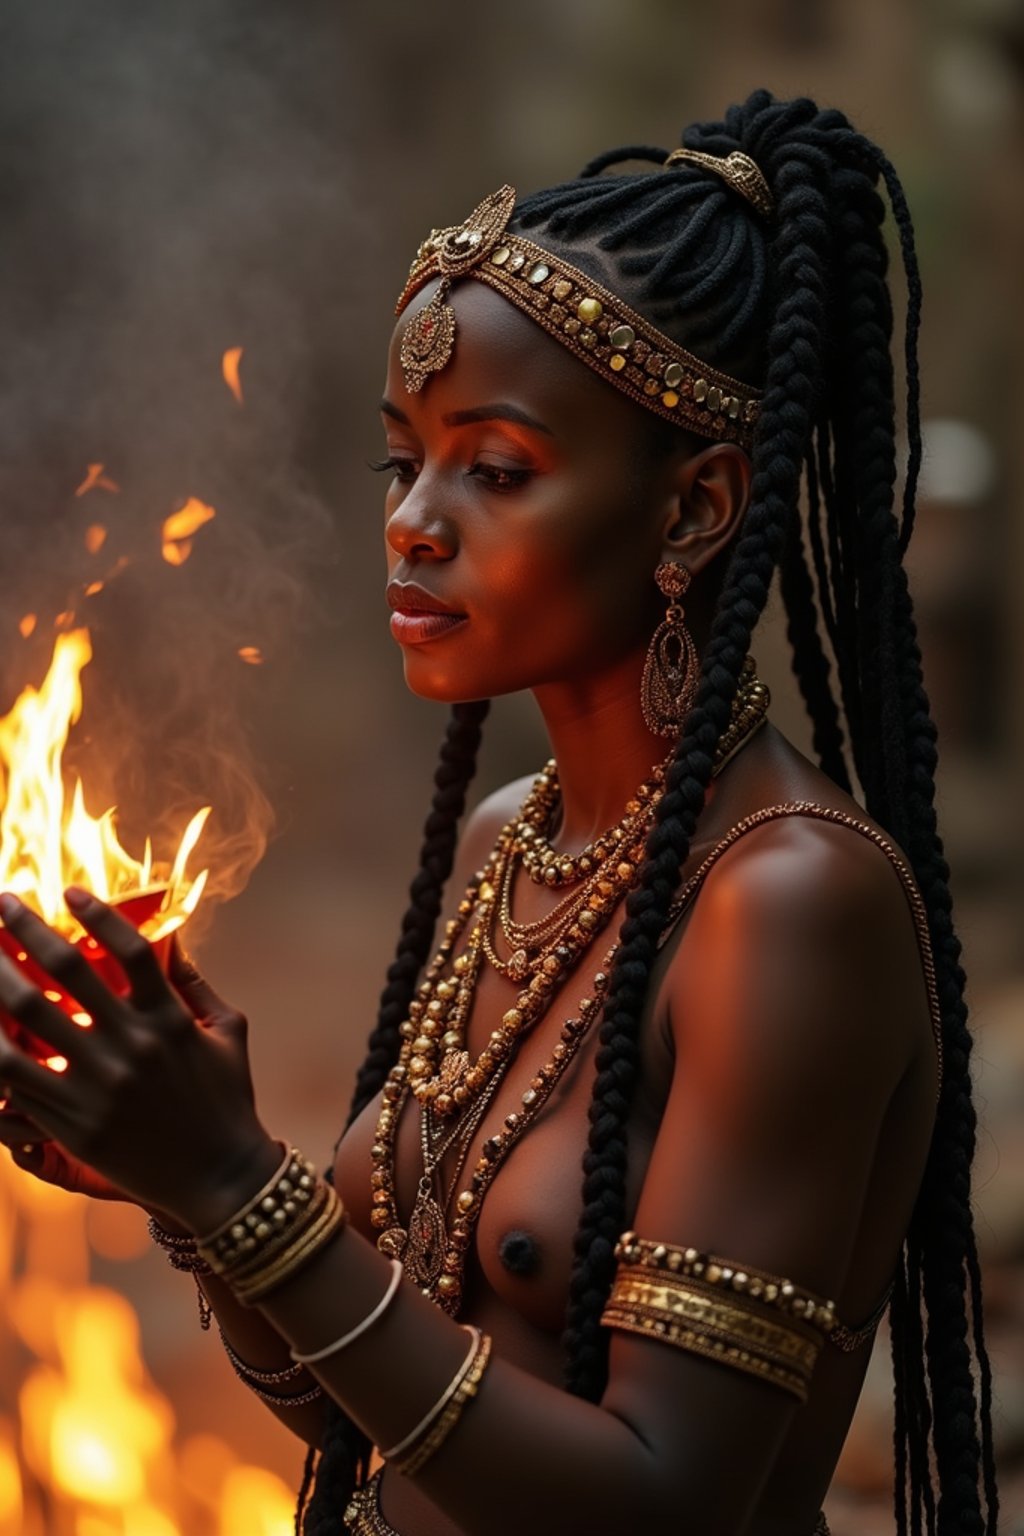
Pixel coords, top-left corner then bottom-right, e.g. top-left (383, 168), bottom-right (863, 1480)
top-left (196, 1145), bottom-right (319, 1273)
top-left (148, 1215), bottom-right (213, 1275)
top-left (217, 1327), bottom-right (324, 1409)
top-left (193, 1145), bottom-right (348, 1304)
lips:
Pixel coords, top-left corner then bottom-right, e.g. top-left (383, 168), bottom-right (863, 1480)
top-left (386, 581), bottom-right (467, 646)
top-left (386, 581), bottom-right (465, 617)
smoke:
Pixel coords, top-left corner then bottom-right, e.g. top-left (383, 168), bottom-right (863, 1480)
top-left (0, 0), bottom-right (368, 912)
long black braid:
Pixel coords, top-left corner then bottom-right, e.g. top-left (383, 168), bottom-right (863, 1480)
top-left (302, 91), bottom-right (997, 1534)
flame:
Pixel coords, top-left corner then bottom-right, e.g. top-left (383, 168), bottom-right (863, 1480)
top-left (0, 629), bottom-right (208, 942)
top-left (221, 347), bottom-right (244, 405)
top-left (84, 525), bottom-right (107, 556)
top-left (237, 647), bottom-right (263, 666)
top-left (74, 465), bottom-right (120, 498)
top-left (84, 582), bottom-right (104, 599)
top-left (161, 499), bottom-right (216, 568)
top-left (18, 616), bottom-right (36, 639)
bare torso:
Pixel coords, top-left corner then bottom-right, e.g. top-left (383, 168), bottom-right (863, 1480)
top-left (333, 721), bottom-right (939, 1535)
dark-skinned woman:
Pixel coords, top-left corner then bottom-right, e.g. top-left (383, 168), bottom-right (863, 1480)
top-left (0, 91), bottom-right (997, 1536)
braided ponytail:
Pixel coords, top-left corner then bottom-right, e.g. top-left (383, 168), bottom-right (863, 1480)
top-left (308, 89), bottom-right (996, 1534)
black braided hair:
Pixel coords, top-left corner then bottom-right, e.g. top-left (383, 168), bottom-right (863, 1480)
top-left (296, 700), bottom-right (488, 1534)
top-left (306, 90), bottom-right (997, 1534)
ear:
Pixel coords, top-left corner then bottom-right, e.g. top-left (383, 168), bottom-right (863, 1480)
top-left (659, 443), bottom-right (751, 574)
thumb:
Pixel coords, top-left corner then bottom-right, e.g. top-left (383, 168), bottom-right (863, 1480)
top-left (169, 937), bottom-right (242, 1035)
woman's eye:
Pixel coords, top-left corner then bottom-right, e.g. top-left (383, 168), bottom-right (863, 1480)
top-left (465, 463), bottom-right (532, 492)
top-left (368, 455), bottom-right (419, 482)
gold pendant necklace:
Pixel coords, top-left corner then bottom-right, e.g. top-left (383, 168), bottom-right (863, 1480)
top-left (372, 660), bottom-right (772, 1309)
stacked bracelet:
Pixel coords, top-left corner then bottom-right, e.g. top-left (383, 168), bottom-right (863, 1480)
top-left (148, 1215), bottom-right (213, 1275)
top-left (195, 1144), bottom-right (348, 1304)
top-left (148, 1216), bottom-right (214, 1329)
top-left (383, 1326), bottom-right (493, 1476)
top-left (217, 1327), bottom-right (324, 1409)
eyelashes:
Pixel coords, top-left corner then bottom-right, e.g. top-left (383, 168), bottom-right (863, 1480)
top-left (368, 457), bottom-right (533, 492)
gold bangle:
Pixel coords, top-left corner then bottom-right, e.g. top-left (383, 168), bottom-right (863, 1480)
top-left (219, 1178), bottom-right (333, 1283)
top-left (382, 1325), bottom-right (479, 1461)
top-left (197, 1144), bottom-right (321, 1270)
top-left (602, 1273), bottom-right (822, 1402)
top-left (390, 1330), bottom-right (493, 1476)
top-left (231, 1185), bottom-right (347, 1303)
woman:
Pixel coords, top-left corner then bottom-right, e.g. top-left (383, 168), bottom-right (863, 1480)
top-left (0, 91), bottom-right (998, 1535)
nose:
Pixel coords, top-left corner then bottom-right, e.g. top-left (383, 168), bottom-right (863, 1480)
top-left (385, 480), bottom-right (458, 562)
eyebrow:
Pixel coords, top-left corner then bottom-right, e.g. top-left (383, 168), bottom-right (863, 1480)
top-left (380, 399), bottom-right (554, 437)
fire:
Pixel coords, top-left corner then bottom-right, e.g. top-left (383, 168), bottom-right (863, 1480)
top-left (84, 525), bottom-right (107, 556)
top-left (74, 465), bottom-right (120, 498)
top-left (0, 628), bottom-right (208, 942)
top-left (18, 616), bottom-right (36, 640)
top-left (237, 647), bottom-right (263, 666)
top-left (221, 347), bottom-right (244, 405)
top-left (2, 1163), bottom-right (299, 1534)
top-left (161, 499), bottom-right (216, 568)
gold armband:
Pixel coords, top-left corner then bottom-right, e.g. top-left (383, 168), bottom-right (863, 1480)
top-left (600, 1232), bottom-right (839, 1403)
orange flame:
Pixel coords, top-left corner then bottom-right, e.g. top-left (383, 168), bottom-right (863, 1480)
top-left (221, 347), bottom-right (244, 405)
top-left (18, 615), bottom-right (36, 640)
top-left (0, 629), bottom-right (208, 942)
top-left (84, 525), bottom-right (107, 556)
top-left (74, 465), bottom-right (120, 498)
top-left (161, 499), bottom-right (216, 568)
top-left (237, 647), bottom-right (263, 666)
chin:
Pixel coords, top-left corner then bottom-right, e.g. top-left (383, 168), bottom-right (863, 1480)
top-left (399, 653), bottom-right (518, 706)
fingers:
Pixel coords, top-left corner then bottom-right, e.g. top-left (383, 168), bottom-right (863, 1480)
top-left (0, 1028), bottom-right (73, 1125)
top-left (0, 1103), bottom-right (48, 1143)
top-left (0, 951), bottom-right (89, 1059)
top-left (63, 888), bottom-right (170, 1012)
top-left (0, 895), bottom-right (129, 1025)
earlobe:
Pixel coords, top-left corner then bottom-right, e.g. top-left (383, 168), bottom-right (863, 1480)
top-left (661, 443), bottom-right (752, 574)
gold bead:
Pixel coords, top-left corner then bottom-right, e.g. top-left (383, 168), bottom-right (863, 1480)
top-left (456, 1191), bottom-right (475, 1213)
top-left (437, 1273), bottom-right (459, 1297)
top-left (609, 354), bottom-right (626, 372)
top-left (577, 296), bottom-right (603, 323)
top-left (661, 390), bottom-right (680, 408)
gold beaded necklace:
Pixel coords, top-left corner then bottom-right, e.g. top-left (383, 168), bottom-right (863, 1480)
top-left (371, 661), bottom-right (770, 1312)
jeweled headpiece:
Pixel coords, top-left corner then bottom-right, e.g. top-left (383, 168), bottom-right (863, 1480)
top-left (395, 176), bottom-right (764, 450)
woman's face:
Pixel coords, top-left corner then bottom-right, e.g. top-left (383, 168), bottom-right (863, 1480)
top-left (380, 279), bottom-right (682, 704)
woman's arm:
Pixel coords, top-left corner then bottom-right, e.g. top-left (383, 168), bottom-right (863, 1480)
top-left (205, 814), bottom-right (936, 1536)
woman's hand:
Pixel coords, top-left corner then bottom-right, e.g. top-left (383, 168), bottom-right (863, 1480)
top-left (0, 889), bottom-right (279, 1233)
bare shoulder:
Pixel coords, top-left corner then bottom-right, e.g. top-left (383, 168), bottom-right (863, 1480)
top-left (666, 802), bottom-right (938, 1113)
top-left (445, 773), bottom-right (536, 892)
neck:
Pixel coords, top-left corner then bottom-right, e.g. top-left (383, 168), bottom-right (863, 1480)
top-left (531, 645), bottom-right (719, 850)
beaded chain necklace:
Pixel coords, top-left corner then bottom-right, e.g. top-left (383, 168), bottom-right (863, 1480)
top-left (370, 660), bottom-right (770, 1313)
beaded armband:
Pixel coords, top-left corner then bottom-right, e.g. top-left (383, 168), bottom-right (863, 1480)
top-left (600, 1233), bottom-right (841, 1403)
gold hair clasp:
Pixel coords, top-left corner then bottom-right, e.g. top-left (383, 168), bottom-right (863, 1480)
top-left (663, 148), bottom-right (774, 220)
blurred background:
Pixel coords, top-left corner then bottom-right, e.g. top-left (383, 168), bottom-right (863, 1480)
top-left (0, 0), bottom-right (1021, 1531)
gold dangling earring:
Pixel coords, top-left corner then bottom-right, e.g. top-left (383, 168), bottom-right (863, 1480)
top-left (640, 562), bottom-right (700, 738)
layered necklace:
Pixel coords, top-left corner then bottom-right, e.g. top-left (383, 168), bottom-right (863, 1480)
top-left (370, 658), bottom-right (770, 1314)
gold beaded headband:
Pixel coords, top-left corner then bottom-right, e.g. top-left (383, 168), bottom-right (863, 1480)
top-left (395, 182), bottom-right (762, 450)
